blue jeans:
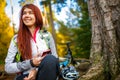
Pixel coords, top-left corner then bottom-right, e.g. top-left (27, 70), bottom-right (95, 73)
top-left (36, 54), bottom-right (60, 80)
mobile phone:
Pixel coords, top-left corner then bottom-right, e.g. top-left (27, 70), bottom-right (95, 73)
top-left (41, 50), bottom-right (51, 57)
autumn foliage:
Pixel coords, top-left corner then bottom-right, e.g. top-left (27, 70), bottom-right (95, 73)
top-left (0, 0), bottom-right (14, 64)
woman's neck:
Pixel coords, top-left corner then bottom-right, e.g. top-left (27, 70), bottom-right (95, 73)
top-left (28, 26), bottom-right (36, 36)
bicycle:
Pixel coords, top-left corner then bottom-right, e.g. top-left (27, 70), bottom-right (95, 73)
top-left (58, 41), bottom-right (79, 80)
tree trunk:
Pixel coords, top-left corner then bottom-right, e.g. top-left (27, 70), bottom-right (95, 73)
top-left (79, 0), bottom-right (120, 80)
top-left (48, 1), bottom-right (56, 42)
top-left (48, 1), bottom-right (58, 52)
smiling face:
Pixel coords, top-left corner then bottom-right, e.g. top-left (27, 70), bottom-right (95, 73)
top-left (22, 8), bottom-right (36, 28)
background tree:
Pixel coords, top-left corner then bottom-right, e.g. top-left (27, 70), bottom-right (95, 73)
top-left (70, 0), bottom-right (91, 58)
top-left (80, 0), bottom-right (120, 80)
top-left (56, 21), bottom-right (74, 57)
top-left (0, 0), bottom-right (14, 64)
top-left (54, 0), bottom-right (91, 58)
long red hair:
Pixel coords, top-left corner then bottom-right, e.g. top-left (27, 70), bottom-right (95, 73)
top-left (17, 4), bottom-right (43, 60)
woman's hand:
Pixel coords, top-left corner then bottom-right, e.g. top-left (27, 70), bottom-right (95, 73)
top-left (24, 69), bottom-right (37, 80)
top-left (32, 54), bottom-right (44, 67)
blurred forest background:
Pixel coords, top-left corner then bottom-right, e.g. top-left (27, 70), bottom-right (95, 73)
top-left (0, 0), bottom-right (91, 64)
top-left (1, 0), bottom-right (120, 80)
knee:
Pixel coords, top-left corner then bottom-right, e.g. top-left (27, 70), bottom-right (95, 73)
top-left (40, 54), bottom-right (59, 67)
top-left (44, 54), bottom-right (58, 64)
top-left (37, 54), bottom-right (60, 76)
top-left (45, 54), bottom-right (57, 60)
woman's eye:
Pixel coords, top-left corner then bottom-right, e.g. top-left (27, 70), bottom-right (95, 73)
top-left (23, 12), bottom-right (27, 15)
top-left (23, 11), bottom-right (34, 15)
top-left (29, 11), bottom-right (34, 14)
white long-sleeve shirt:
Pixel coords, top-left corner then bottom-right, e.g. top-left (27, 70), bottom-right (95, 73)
top-left (5, 29), bottom-right (58, 74)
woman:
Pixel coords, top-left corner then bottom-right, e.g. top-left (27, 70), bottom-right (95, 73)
top-left (5, 4), bottom-right (59, 80)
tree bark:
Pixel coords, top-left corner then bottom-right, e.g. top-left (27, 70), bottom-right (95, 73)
top-left (79, 0), bottom-right (120, 80)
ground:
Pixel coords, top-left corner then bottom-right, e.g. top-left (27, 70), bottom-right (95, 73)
top-left (0, 64), bottom-right (15, 80)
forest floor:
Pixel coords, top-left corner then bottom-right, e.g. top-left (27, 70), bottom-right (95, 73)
top-left (0, 64), bottom-right (15, 80)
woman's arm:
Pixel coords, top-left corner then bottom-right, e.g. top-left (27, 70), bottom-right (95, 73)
top-left (5, 35), bottom-right (33, 74)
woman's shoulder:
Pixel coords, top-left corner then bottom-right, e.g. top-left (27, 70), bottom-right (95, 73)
top-left (12, 34), bottom-right (18, 42)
